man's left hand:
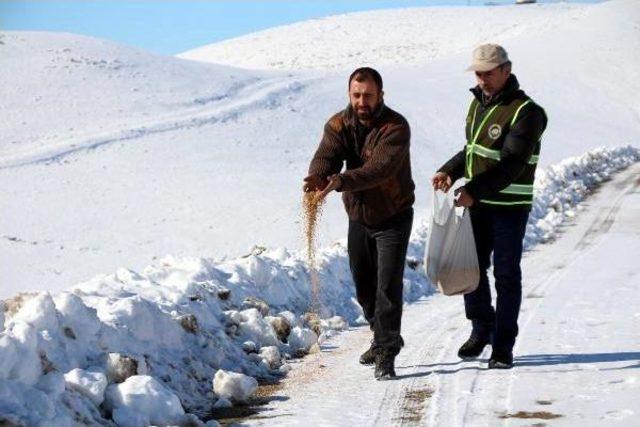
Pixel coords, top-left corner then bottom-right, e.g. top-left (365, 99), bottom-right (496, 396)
top-left (454, 187), bottom-right (475, 207)
top-left (317, 174), bottom-right (342, 200)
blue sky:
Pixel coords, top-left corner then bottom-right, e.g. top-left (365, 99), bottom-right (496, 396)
top-left (1, 1), bottom-right (599, 55)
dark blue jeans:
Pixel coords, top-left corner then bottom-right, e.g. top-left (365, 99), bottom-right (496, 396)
top-left (348, 208), bottom-right (413, 355)
top-left (464, 205), bottom-right (529, 350)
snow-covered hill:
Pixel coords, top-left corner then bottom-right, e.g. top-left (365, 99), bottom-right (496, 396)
top-left (0, 32), bottom-right (266, 165)
top-left (2, 0), bottom-right (639, 297)
top-left (178, 2), bottom-right (589, 71)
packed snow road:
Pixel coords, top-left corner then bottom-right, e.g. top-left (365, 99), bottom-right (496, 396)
top-left (247, 163), bottom-right (640, 427)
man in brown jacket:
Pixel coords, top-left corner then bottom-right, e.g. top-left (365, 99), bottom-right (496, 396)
top-left (303, 67), bottom-right (415, 380)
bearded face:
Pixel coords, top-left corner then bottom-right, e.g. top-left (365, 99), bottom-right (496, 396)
top-left (349, 79), bottom-right (383, 122)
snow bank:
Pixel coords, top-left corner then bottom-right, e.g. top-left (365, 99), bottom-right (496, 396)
top-left (213, 369), bottom-right (258, 403)
top-left (525, 146), bottom-right (640, 248)
top-left (64, 368), bottom-right (108, 405)
top-left (288, 326), bottom-right (319, 355)
top-left (104, 375), bottom-right (185, 427)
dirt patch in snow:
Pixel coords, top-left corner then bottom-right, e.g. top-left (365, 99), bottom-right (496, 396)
top-left (2, 292), bottom-right (39, 318)
top-left (395, 386), bottom-right (434, 424)
top-left (498, 410), bottom-right (563, 420)
top-left (210, 381), bottom-right (287, 425)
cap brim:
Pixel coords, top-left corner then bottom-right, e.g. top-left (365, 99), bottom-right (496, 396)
top-left (466, 62), bottom-right (503, 72)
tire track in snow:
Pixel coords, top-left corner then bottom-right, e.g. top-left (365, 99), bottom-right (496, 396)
top-left (411, 303), bottom-right (468, 427)
top-left (574, 174), bottom-right (638, 251)
top-left (377, 298), bottom-right (466, 426)
top-left (0, 76), bottom-right (312, 170)
top-left (501, 164), bottom-right (640, 425)
top-left (459, 167), bottom-right (639, 425)
top-left (425, 299), bottom-right (492, 427)
top-left (421, 164), bottom-right (640, 427)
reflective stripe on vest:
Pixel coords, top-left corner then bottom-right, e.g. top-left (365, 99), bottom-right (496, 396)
top-left (478, 199), bottom-right (535, 206)
top-left (500, 183), bottom-right (534, 195)
top-left (465, 181), bottom-right (534, 196)
top-left (465, 103), bottom-right (500, 178)
top-left (466, 144), bottom-right (539, 164)
top-left (511, 99), bottom-right (532, 126)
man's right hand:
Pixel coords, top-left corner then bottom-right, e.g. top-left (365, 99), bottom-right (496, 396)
top-left (431, 172), bottom-right (453, 192)
top-left (303, 175), bottom-right (328, 192)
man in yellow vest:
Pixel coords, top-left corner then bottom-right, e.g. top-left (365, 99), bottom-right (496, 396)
top-left (432, 44), bottom-right (547, 369)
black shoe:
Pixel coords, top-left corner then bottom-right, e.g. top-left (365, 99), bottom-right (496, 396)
top-left (457, 334), bottom-right (490, 359)
top-left (374, 350), bottom-right (396, 380)
top-left (359, 341), bottom-right (378, 365)
top-left (488, 348), bottom-right (513, 369)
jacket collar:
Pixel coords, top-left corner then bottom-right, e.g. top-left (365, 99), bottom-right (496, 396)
top-left (470, 74), bottom-right (520, 107)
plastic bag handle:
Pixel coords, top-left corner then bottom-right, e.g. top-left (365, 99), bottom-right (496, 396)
top-left (432, 189), bottom-right (451, 226)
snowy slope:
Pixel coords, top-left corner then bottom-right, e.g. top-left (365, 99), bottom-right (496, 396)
top-left (0, 32), bottom-right (318, 296)
top-left (2, 0), bottom-right (639, 296)
top-left (178, 2), bottom-right (588, 71)
top-left (0, 31), bottom-right (265, 166)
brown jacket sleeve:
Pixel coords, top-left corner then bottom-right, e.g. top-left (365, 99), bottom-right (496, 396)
top-left (339, 119), bottom-right (410, 192)
top-left (308, 116), bottom-right (346, 178)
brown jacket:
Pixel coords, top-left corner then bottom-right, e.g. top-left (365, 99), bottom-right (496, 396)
top-left (308, 104), bottom-right (415, 226)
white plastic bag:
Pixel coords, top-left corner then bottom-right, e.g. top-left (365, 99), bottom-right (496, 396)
top-left (425, 190), bottom-right (453, 283)
top-left (425, 190), bottom-right (480, 295)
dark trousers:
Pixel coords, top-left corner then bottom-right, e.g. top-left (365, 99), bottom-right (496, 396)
top-left (348, 208), bottom-right (413, 355)
top-left (464, 206), bottom-right (529, 350)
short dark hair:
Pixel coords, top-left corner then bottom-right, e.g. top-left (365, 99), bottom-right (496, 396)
top-left (348, 67), bottom-right (383, 92)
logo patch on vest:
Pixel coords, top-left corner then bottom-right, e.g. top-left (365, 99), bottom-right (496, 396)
top-left (488, 124), bottom-right (502, 140)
